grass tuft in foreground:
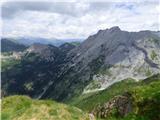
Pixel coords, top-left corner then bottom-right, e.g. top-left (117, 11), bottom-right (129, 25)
top-left (2, 95), bottom-right (90, 120)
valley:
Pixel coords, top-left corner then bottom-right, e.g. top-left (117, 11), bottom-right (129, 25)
top-left (1, 27), bottom-right (160, 120)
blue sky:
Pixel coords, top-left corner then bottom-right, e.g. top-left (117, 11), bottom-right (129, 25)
top-left (1, 0), bottom-right (160, 39)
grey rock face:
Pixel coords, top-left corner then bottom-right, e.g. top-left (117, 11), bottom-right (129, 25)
top-left (73, 27), bottom-right (160, 92)
top-left (41, 27), bottom-right (160, 101)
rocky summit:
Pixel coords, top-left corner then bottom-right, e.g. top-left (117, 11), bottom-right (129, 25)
top-left (42, 26), bottom-right (160, 101)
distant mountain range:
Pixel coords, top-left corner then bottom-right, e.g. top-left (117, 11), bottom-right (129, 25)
top-left (1, 38), bottom-right (27, 52)
top-left (1, 37), bottom-right (83, 47)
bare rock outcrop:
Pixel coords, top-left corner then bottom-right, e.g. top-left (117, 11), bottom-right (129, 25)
top-left (92, 92), bottom-right (132, 118)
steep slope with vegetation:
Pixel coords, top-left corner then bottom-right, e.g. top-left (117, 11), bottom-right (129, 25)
top-left (2, 74), bottom-right (160, 120)
top-left (2, 95), bottom-right (90, 120)
top-left (1, 44), bottom-right (66, 98)
top-left (69, 74), bottom-right (160, 120)
top-left (69, 78), bottom-right (138, 112)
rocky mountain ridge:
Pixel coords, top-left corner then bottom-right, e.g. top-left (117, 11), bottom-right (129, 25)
top-left (68, 26), bottom-right (160, 92)
top-left (1, 26), bottom-right (160, 102)
top-left (41, 26), bottom-right (160, 101)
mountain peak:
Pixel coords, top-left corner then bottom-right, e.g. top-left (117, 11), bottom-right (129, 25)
top-left (96, 26), bottom-right (121, 35)
top-left (109, 26), bottom-right (121, 31)
top-left (26, 43), bottom-right (60, 57)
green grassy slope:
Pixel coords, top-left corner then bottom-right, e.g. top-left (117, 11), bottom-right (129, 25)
top-left (2, 95), bottom-right (90, 120)
top-left (69, 74), bottom-right (160, 112)
top-left (69, 78), bottom-right (138, 112)
top-left (2, 74), bottom-right (159, 120)
top-left (68, 74), bottom-right (160, 120)
top-left (129, 80), bottom-right (160, 120)
top-left (104, 79), bottom-right (160, 120)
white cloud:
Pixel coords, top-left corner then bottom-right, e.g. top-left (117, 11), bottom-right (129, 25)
top-left (1, 1), bottom-right (160, 39)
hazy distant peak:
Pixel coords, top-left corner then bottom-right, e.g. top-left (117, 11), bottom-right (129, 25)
top-left (59, 43), bottom-right (76, 53)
